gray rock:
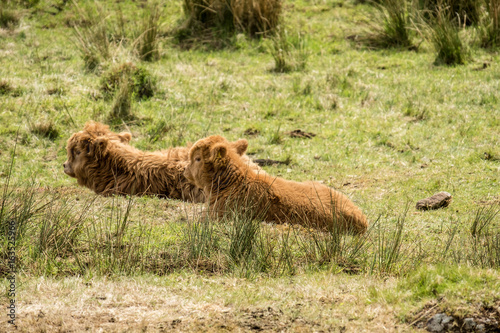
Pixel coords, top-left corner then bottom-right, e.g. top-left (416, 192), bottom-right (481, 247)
top-left (463, 318), bottom-right (476, 331)
top-left (476, 323), bottom-right (486, 332)
top-left (426, 313), bottom-right (454, 332)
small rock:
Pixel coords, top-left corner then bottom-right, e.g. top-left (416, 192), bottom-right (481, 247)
top-left (463, 318), bottom-right (476, 331)
top-left (427, 313), bottom-right (454, 332)
top-left (476, 324), bottom-right (486, 332)
top-left (416, 192), bottom-right (452, 211)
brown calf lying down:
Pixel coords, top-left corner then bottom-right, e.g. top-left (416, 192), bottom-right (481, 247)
top-left (184, 135), bottom-right (368, 234)
top-left (63, 122), bottom-right (258, 202)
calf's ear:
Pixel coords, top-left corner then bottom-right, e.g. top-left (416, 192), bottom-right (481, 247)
top-left (231, 139), bottom-right (248, 155)
top-left (88, 137), bottom-right (109, 157)
top-left (210, 143), bottom-right (227, 162)
top-left (118, 132), bottom-right (132, 143)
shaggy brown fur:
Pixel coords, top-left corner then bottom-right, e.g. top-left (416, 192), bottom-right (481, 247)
top-left (77, 121), bottom-right (133, 144)
top-left (63, 122), bottom-right (258, 202)
top-left (184, 135), bottom-right (368, 234)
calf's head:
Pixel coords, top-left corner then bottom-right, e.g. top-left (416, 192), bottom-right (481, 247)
top-left (63, 133), bottom-right (111, 180)
top-left (63, 121), bottom-right (130, 178)
top-left (184, 136), bottom-right (248, 189)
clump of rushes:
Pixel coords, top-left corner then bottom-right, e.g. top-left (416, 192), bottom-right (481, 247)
top-left (427, 5), bottom-right (468, 65)
top-left (364, 0), bottom-right (414, 49)
top-left (269, 27), bottom-right (309, 73)
top-left (100, 62), bottom-right (156, 100)
top-left (469, 206), bottom-right (500, 268)
top-left (71, 1), bottom-right (112, 71)
top-left (417, 0), bottom-right (480, 26)
top-left (181, 0), bottom-right (282, 36)
top-left (108, 75), bottom-right (133, 121)
top-left (479, 0), bottom-right (500, 48)
top-left (0, 7), bottom-right (20, 29)
top-left (136, 1), bottom-right (163, 61)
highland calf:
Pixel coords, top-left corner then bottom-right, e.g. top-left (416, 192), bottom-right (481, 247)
top-left (63, 122), bottom-right (257, 202)
top-left (184, 135), bottom-right (368, 234)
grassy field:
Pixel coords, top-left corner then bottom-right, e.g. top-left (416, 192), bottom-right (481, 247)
top-left (1, 0), bottom-right (499, 331)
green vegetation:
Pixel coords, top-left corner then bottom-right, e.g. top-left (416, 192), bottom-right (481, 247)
top-left (100, 62), bottom-right (156, 99)
top-left (0, 0), bottom-right (499, 330)
top-left (426, 4), bottom-right (469, 65)
top-left (479, 0), bottom-right (500, 48)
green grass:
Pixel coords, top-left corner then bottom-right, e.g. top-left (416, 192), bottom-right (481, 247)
top-left (0, 0), bottom-right (499, 330)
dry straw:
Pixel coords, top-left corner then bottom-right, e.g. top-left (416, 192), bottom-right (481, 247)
top-left (183, 0), bottom-right (282, 35)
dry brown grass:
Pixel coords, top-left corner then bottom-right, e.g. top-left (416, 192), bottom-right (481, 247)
top-left (183, 0), bottom-right (282, 36)
top-left (1, 274), bottom-right (411, 332)
top-left (30, 121), bottom-right (59, 140)
top-left (480, 0), bottom-right (500, 48)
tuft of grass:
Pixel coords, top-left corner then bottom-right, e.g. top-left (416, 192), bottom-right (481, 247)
top-left (268, 27), bottom-right (309, 73)
top-left (426, 5), bottom-right (468, 65)
top-left (100, 62), bottom-right (156, 100)
top-left (403, 100), bottom-right (429, 121)
top-left (35, 199), bottom-right (89, 261)
top-left (71, 0), bottom-right (112, 71)
top-left (136, 1), bottom-right (163, 62)
top-left (370, 208), bottom-right (410, 275)
top-left (469, 206), bottom-right (500, 268)
top-left (268, 126), bottom-right (282, 144)
top-left (479, 0), bottom-right (500, 48)
top-left (220, 200), bottom-right (296, 277)
top-left (108, 75), bottom-right (133, 121)
top-left (360, 0), bottom-right (413, 49)
top-left (231, 0), bottom-right (282, 35)
top-left (180, 195), bottom-right (297, 277)
top-left (182, 0), bottom-right (282, 36)
top-left (297, 218), bottom-right (372, 273)
top-left (0, 80), bottom-right (15, 96)
top-left (0, 7), bottom-right (20, 29)
top-left (0, 156), bottom-right (157, 277)
top-left (80, 196), bottom-right (154, 276)
top-left (226, 213), bottom-right (261, 265)
top-left (30, 121), bottom-right (60, 140)
top-left (416, 0), bottom-right (481, 26)
top-left (183, 216), bottom-right (221, 267)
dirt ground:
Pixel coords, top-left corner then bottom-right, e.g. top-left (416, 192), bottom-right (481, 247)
top-left (1, 275), bottom-right (419, 332)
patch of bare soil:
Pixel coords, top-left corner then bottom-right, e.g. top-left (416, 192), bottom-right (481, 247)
top-left (0, 275), bottom-right (413, 333)
top-left (244, 128), bottom-right (260, 137)
top-left (477, 197), bottom-right (500, 206)
top-left (253, 158), bottom-right (290, 167)
top-left (1, 304), bottom-right (333, 332)
top-left (411, 301), bottom-right (500, 332)
top-left (3, 306), bottom-right (344, 332)
top-left (288, 129), bottom-right (316, 139)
